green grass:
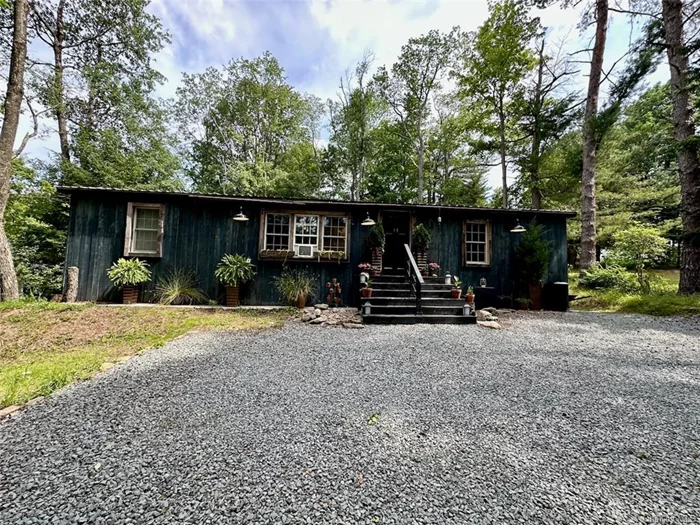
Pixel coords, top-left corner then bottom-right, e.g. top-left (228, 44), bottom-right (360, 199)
top-left (569, 269), bottom-right (700, 317)
top-left (0, 302), bottom-right (289, 408)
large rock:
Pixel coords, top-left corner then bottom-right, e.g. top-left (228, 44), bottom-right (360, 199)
top-left (477, 310), bottom-right (495, 322)
top-left (314, 303), bottom-right (329, 310)
top-left (477, 320), bottom-right (502, 329)
top-left (482, 307), bottom-right (498, 315)
top-left (310, 315), bottom-right (327, 324)
top-left (302, 314), bottom-right (313, 322)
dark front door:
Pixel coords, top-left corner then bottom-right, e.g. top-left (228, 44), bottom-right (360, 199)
top-left (382, 212), bottom-right (411, 273)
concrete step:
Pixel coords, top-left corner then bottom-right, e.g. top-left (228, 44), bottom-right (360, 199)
top-left (369, 289), bottom-right (456, 298)
top-left (363, 314), bottom-right (477, 325)
top-left (365, 305), bottom-right (465, 315)
top-left (361, 297), bottom-right (465, 307)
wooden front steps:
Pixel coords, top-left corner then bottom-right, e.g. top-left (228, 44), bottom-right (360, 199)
top-left (362, 275), bottom-right (476, 325)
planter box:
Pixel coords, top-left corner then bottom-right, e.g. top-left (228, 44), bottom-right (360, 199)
top-left (225, 286), bottom-right (240, 307)
top-left (259, 250), bottom-right (294, 260)
top-left (122, 286), bottom-right (139, 304)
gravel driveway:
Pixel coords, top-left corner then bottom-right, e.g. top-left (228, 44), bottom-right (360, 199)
top-left (1, 312), bottom-right (699, 524)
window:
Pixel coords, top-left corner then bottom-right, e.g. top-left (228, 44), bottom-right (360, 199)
top-left (464, 221), bottom-right (490, 265)
top-left (124, 203), bottom-right (164, 257)
top-left (322, 216), bottom-right (347, 253)
top-left (259, 211), bottom-right (349, 260)
top-left (294, 215), bottom-right (319, 247)
top-left (264, 213), bottom-right (291, 250)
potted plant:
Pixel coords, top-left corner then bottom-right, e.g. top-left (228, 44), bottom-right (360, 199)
top-left (421, 266), bottom-right (429, 277)
top-left (465, 286), bottom-right (475, 303)
top-left (517, 297), bottom-right (530, 310)
top-left (215, 254), bottom-right (256, 306)
top-left (450, 276), bottom-right (463, 299)
top-left (358, 263), bottom-right (372, 284)
top-left (275, 268), bottom-right (317, 308)
top-left (412, 223), bottom-right (431, 269)
top-left (361, 279), bottom-right (373, 298)
top-left (367, 222), bottom-right (385, 275)
top-left (427, 262), bottom-right (440, 277)
top-left (106, 258), bottom-right (151, 304)
top-left (515, 224), bottom-right (551, 311)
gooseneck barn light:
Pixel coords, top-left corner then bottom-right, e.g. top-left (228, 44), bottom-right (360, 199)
top-left (233, 206), bottom-right (249, 222)
top-left (361, 212), bottom-right (376, 227)
top-left (510, 219), bottom-right (526, 233)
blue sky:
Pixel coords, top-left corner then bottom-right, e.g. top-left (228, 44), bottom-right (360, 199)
top-left (19, 0), bottom-right (667, 190)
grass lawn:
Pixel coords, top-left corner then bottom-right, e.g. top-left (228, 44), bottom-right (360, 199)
top-left (569, 268), bottom-right (700, 316)
top-left (0, 301), bottom-right (289, 409)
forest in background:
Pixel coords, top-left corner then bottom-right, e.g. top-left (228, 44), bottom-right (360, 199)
top-left (0, 0), bottom-right (698, 299)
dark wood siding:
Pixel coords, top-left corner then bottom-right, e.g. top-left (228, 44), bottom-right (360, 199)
top-left (65, 192), bottom-right (570, 306)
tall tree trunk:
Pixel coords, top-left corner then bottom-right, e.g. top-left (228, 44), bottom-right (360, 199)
top-left (53, 0), bottom-right (70, 162)
top-left (0, 0), bottom-right (29, 301)
top-left (580, 0), bottom-right (608, 270)
top-left (662, 0), bottom-right (700, 294)
top-left (530, 39), bottom-right (545, 210)
top-left (498, 98), bottom-right (508, 208)
top-left (417, 129), bottom-right (425, 204)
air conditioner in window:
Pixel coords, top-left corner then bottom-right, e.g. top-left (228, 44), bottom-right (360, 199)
top-left (294, 245), bottom-right (317, 258)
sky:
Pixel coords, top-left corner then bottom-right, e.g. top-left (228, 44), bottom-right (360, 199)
top-left (18, 0), bottom-right (667, 191)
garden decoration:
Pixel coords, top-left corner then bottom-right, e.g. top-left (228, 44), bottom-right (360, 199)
top-left (106, 258), bottom-right (151, 304)
top-left (325, 278), bottom-right (342, 307)
top-left (428, 262), bottom-right (440, 277)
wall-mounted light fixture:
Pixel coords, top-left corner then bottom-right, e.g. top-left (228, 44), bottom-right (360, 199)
top-left (361, 212), bottom-right (376, 227)
top-left (510, 219), bottom-right (526, 233)
top-left (233, 206), bottom-right (249, 222)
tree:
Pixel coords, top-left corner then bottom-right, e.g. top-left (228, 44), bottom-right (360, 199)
top-left (580, 0), bottom-right (609, 270)
top-left (0, 0), bottom-right (27, 301)
top-left (328, 53), bottom-right (383, 200)
top-left (374, 28), bottom-right (457, 204)
top-left (613, 226), bottom-right (668, 292)
top-left (459, 0), bottom-right (538, 208)
top-left (661, 0), bottom-right (700, 293)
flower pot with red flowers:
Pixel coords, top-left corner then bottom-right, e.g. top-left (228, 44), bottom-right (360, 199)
top-left (465, 286), bottom-right (475, 304)
top-left (358, 263), bottom-right (372, 284)
top-left (106, 258), bottom-right (152, 304)
top-left (450, 276), bottom-right (462, 299)
top-left (427, 262), bottom-right (440, 277)
top-left (215, 254), bottom-right (256, 307)
top-left (361, 280), bottom-right (373, 298)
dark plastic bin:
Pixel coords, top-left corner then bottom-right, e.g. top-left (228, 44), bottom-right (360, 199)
top-left (543, 282), bottom-right (569, 311)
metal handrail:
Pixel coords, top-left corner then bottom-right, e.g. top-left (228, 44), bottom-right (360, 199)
top-left (404, 244), bottom-right (424, 315)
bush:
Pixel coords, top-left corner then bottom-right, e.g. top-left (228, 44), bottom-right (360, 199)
top-left (578, 264), bottom-right (637, 292)
top-left (106, 258), bottom-right (151, 288)
top-left (412, 223), bottom-right (431, 251)
top-left (152, 268), bottom-right (207, 305)
top-left (214, 254), bottom-right (256, 287)
top-left (611, 226), bottom-right (668, 293)
top-left (515, 223), bottom-right (551, 292)
top-left (367, 222), bottom-right (386, 249)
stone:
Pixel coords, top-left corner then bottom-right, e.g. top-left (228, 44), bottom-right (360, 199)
top-left (100, 362), bottom-right (116, 372)
top-left (314, 304), bottom-right (329, 310)
top-left (477, 310), bottom-right (494, 321)
top-left (343, 323), bottom-right (365, 329)
top-left (314, 308), bottom-right (322, 317)
top-left (496, 309), bottom-right (515, 314)
top-left (482, 307), bottom-right (498, 315)
top-left (310, 315), bottom-right (327, 324)
top-left (477, 320), bottom-right (501, 330)
top-left (0, 405), bottom-right (21, 419)
top-left (304, 307), bottom-right (315, 314)
top-left (302, 314), bottom-right (313, 322)
top-left (325, 319), bottom-right (340, 326)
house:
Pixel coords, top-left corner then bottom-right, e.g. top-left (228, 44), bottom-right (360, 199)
top-left (58, 187), bottom-right (575, 321)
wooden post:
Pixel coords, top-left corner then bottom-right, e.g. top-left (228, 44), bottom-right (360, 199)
top-left (63, 266), bottom-right (79, 303)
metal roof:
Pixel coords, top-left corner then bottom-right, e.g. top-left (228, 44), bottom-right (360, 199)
top-left (57, 186), bottom-right (577, 217)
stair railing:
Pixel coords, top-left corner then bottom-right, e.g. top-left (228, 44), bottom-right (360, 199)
top-left (404, 244), bottom-right (424, 315)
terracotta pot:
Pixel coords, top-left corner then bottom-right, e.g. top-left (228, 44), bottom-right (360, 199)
top-left (465, 293), bottom-right (475, 303)
top-left (519, 300), bottom-right (529, 310)
top-left (296, 293), bottom-right (307, 308)
top-left (450, 289), bottom-right (462, 299)
top-left (421, 271), bottom-right (428, 277)
top-left (361, 287), bottom-right (373, 298)
top-left (529, 283), bottom-right (543, 311)
top-left (225, 286), bottom-right (240, 307)
top-left (370, 270), bottom-right (380, 277)
top-left (122, 285), bottom-right (139, 304)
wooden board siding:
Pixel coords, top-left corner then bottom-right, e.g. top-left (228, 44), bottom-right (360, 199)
top-left (65, 192), bottom-right (570, 306)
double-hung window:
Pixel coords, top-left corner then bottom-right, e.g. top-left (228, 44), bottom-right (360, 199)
top-left (322, 216), bottom-right (347, 253)
top-left (294, 215), bottom-right (319, 256)
top-left (124, 203), bottom-right (164, 257)
top-left (264, 213), bottom-right (291, 250)
top-left (463, 221), bottom-right (490, 265)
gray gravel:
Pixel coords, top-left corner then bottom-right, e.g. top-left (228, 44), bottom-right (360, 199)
top-left (1, 311), bottom-right (700, 524)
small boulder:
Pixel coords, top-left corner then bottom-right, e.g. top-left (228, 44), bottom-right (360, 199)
top-left (311, 315), bottom-right (327, 324)
top-left (477, 320), bottom-right (501, 330)
top-left (482, 307), bottom-right (498, 315)
top-left (343, 322), bottom-right (365, 329)
top-left (477, 310), bottom-right (494, 321)
top-left (302, 314), bottom-right (313, 322)
top-left (314, 308), bottom-right (322, 317)
top-left (304, 307), bottom-right (315, 314)
top-left (314, 303), bottom-right (329, 310)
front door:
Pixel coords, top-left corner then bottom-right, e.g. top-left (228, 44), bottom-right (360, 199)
top-left (382, 212), bottom-right (411, 274)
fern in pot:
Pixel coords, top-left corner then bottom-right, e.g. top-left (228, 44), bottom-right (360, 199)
top-left (215, 254), bottom-right (256, 306)
top-left (107, 258), bottom-right (152, 304)
top-left (275, 268), bottom-right (317, 308)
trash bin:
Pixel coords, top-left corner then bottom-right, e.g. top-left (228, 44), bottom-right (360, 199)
top-left (543, 282), bottom-right (569, 311)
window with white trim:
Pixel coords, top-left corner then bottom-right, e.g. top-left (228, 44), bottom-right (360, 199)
top-left (464, 221), bottom-right (490, 265)
top-left (124, 203), bottom-right (164, 257)
top-left (294, 215), bottom-right (319, 247)
top-left (264, 213), bottom-right (291, 250)
top-left (322, 216), bottom-right (347, 253)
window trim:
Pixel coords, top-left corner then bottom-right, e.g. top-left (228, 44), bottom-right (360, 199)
top-left (263, 212), bottom-right (292, 251)
top-left (321, 215), bottom-right (348, 254)
top-left (258, 209), bottom-right (350, 261)
top-left (462, 220), bottom-right (491, 267)
top-left (124, 202), bottom-right (165, 258)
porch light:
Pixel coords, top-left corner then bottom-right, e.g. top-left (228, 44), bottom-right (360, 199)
top-left (363, 301), bottom-right (372, 316)
top-left (510, 219), bottom-right (526, 233)
top-left (361, 212), bottom-right (375, 227)
top-left (233, 206), bottom-right (249, 222)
